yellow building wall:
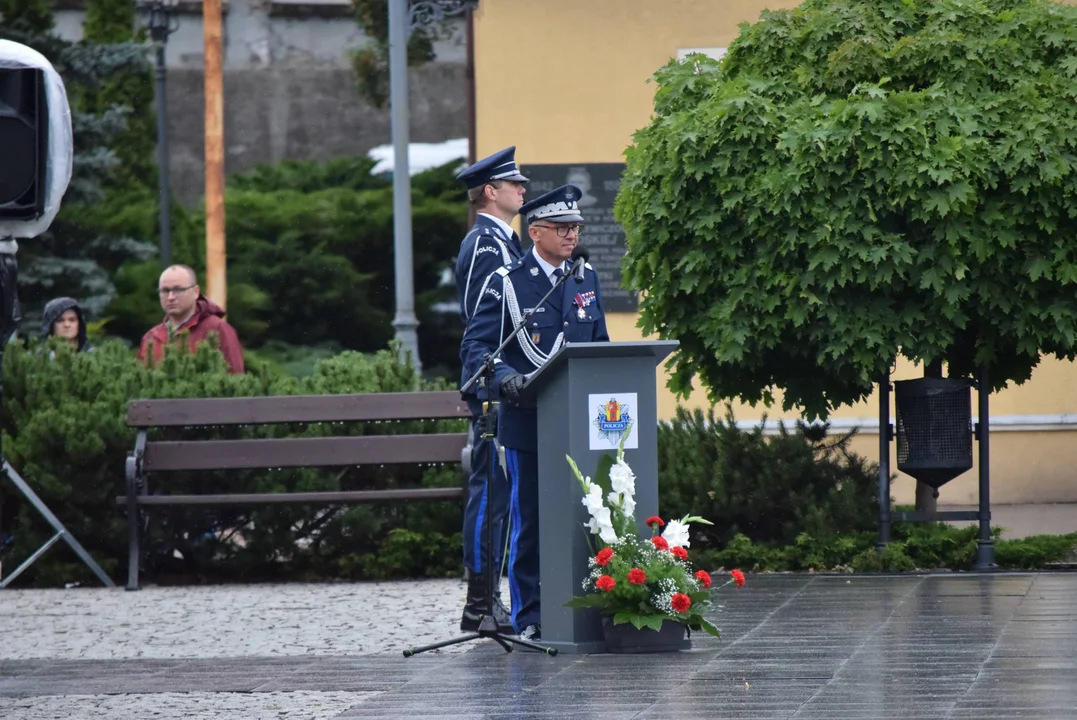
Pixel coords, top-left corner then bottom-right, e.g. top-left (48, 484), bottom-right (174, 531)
top-left (472, 0), bottom-right (1077, 505)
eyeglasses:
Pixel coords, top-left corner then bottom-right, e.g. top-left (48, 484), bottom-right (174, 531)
top-left (158, 284), bottom-right (195, 297)
top-left (532, 223), bottom-right (583, 238)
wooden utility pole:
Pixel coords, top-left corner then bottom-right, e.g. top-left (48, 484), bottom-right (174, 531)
top-left (203, 0), bottom-right (227, 309)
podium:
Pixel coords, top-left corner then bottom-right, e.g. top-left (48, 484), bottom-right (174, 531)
top-left (520, 339), bottom-right (679, 654)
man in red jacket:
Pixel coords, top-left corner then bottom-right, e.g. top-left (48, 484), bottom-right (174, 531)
top-left (138, 264), bottom-right (245, 374)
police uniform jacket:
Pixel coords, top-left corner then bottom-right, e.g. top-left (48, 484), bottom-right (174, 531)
top-left (456, 215), bottom-right (525, 399)
top-left (460, 247), bottom-right (609, 452)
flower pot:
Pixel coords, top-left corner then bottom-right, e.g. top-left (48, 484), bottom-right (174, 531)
top-left (601, 616), bottom-right (692, 653)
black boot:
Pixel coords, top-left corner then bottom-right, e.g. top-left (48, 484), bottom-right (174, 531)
top-left (460, 571), bottom-right (514, 633)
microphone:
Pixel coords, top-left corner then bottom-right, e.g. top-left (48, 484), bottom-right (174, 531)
top-left (571, 245), bottom-right (590, 283)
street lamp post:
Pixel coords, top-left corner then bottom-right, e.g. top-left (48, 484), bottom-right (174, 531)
top-left (140, 0), bottom-right (180, 267)
top-left (388, 0), bottom-right (478, 372)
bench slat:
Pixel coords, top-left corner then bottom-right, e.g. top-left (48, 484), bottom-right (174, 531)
top-left (127, 391), bottom-right (470, 427)
top-left (143, 434), bottom-right (467, 471)
top-left (115, 487), bottom-right (464, 506)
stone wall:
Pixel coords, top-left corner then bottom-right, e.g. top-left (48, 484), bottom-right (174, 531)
top-left (166, 62), bottom-right (468, 205)
top-left (51, 6), bottom-right (468, 206)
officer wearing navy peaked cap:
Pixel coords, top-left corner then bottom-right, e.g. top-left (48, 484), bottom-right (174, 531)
top-left (460, 184), bottom-right (610, 641)
top-left (453, 146), bottom-right (529, 633)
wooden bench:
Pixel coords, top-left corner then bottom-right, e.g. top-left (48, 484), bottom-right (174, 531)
top-left (117, 391), bottom-right (471, 590)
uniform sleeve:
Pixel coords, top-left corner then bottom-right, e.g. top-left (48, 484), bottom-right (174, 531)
top-left (460, 234), bottom-right (513, 324)
top-left (591, 268), bottom-right (611, 342)
top-left (460, 271), bottom-right (519, 393)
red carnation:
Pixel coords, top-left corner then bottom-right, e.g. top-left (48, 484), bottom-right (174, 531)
top-left (646, 515), bottom-right (665, 529)
top-left (627, 568), bottom-right (647, 585)
top-left (651, 536), bottom-right (669, 551)
top-left (671, 593), bottom-right (692, 613)
top-left (596, 575), bottom-right (616, 592)
top-left (695, 570), bottom-right (712, 589)
top-left (671, 546), bottom-right (688, 560)
top-left (731, 569), bottom-right (746, 587)
top-left (595, 548), bottom-right (615, 567)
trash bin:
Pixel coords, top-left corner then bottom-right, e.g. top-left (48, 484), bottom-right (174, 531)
top-left (894, 377), bottom-right (974, 490)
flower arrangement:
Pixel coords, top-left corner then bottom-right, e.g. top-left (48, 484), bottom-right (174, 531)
top-left (564, 427), bottom-right (745, 637)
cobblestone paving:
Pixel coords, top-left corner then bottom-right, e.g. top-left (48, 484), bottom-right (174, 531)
top-left (0, 578), bottom-right (479, 659)
top-left (0, 691), bottom-right (375, 720)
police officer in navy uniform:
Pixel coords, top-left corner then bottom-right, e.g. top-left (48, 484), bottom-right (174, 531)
top-left (460, 184), bottom-right (609, 641)
top-left (453, 147), bottom-right (529, 633)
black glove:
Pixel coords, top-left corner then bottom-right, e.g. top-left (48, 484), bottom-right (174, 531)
top-left (499, 372), bottom-right (526, 402)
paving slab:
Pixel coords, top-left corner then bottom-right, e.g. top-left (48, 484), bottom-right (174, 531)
top-left (3, 572), bottom-right (1077, 718)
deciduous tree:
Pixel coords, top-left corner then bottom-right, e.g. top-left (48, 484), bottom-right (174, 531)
top-left (616, 0), bottom-right (1077, 419)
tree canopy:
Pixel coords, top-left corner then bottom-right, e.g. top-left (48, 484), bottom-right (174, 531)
top-left (615, 0), bottom-right (1077, 419)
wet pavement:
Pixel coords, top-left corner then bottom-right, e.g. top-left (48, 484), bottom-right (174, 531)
top-left (2, 572), bottom-right (1076, 719)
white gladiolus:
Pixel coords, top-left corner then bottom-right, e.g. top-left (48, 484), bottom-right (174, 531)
top-left (586, 505), bottom-right (617, 543)
top-left (662, 519), bottom-right (691, 548)
top-left (582, 482), bottom-right (617, 543)
top-left (609, 460), bottom-right (636, 496)
top-left (583, 484), bottom-right (605, 514)
top-left (598, 523), bottom-right (619, 544)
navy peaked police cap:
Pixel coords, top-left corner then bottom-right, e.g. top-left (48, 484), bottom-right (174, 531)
top-left (456, 146), bottom-right (529, 189)
top-left (520, 184), bottom-right (585, 224)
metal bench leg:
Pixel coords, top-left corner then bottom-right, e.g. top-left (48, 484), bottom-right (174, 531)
top-left (124, 441), bottom-right (144, 591)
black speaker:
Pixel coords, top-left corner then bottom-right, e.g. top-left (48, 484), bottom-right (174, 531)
top-left (0, 67), bottom-right (49, 221)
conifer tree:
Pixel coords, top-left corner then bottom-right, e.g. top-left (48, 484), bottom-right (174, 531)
top-left (0, 1), bottom-right (156, 326)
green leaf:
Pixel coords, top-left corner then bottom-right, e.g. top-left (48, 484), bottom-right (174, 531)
top-left (593, 452), bottom-right (616, 498)
top-left (1026, 257), bottom-right (1053, 282)
top-left (696, 617), bottom-right (722, 638)
top-left (614, 612), bottom-right (667, 632)
top-left (563, 594), bottom-right (613, 609)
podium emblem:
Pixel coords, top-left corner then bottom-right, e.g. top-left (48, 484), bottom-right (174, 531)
top-left (593, 397), bottom-right (633, 446)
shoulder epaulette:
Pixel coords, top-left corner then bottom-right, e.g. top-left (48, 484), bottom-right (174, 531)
top-left (585, 262), bottom-right (595, 270)
top-left (495, 266), bottom-right (511, 277)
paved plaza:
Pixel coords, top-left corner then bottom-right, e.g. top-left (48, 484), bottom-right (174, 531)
top-left (1, 572), bottom-right (1076, 718)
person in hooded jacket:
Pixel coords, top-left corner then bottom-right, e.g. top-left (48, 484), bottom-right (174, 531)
top-left (138, 264), bottom-right (245, 374)
top-left (41, 296), bottom-right (94, 353)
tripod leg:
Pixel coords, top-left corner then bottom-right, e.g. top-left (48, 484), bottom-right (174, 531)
top-left (0, 531), bottom-right (62, 588)
top-left (402, 633), bottom-right (480, 658)
top-left (501, 635), bottom-right (559, 655)
top-left (489, 634), bottom-right (514, 653)
top-left (1, 461), bottom-right (115, 588)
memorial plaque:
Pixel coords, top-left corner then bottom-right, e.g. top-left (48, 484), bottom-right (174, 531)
top-left (519, 163), bottom-right (638, 312)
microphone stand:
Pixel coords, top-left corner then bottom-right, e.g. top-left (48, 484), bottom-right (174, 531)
top-left (403, 257), bottom-right (582, 658)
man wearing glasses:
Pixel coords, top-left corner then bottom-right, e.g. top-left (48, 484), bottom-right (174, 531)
top-left (460, 184), bottom-right (609, 642)
top-left (138, 264), bottom-right (244, 374)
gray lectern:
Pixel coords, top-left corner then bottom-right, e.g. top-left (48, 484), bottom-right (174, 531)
top-left (520, 339), bottom-right (679, 654)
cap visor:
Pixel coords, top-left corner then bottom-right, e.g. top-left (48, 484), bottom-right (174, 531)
top-left (503, 172), bottom-right (529, 183)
